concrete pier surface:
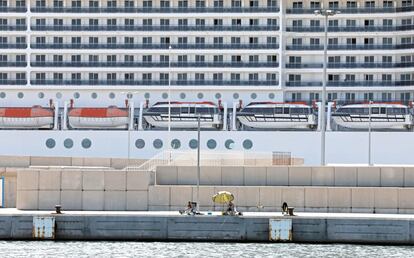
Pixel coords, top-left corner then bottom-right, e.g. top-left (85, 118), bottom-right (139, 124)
top-left (2, 208), bottom-right (414, 244)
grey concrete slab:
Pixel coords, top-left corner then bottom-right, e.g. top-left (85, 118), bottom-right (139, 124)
top-left (11, 216), bottom-right (33, 239)
top-left (292, 218), bottom-right (327, 242)
top-left (0, 217), bottom-right (12, 239)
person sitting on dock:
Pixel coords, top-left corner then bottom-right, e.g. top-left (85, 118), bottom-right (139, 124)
top-left (179, 201), bottom-right (196, 215)
top-left (224, 201), bottom-right (242, 216)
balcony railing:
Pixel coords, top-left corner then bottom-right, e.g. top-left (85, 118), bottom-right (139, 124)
top-left (30, 79), bottom-right (279, 86)
top-left (29, 7), bottom-right (280, 13)
top-left (30, 25), bottom-right (279, 31)
top-left (286, 81), bottom-right (414, 87)
top-left (286, 62), bottom-right (414, 69)
top-left (286, 25), bottom-right (414, 32)
top-left (0, 7), bottom-right (27, 12)
top-left (286, 44), bottom-right (414, 50)
top-left (286, 6), bottom-right (414, 14)
top-left (0, 79), bottom-right (27, 85)
top-left (30, 61), bottom-right (279, 68)
top-left (0, 25), bottom-right (27, 31)
top-left (30, 43), bottom-right (279, 50)
top-left (0, 44), bottom-right (27, 49)
top-left (0, 62), bottom-right (27, 67)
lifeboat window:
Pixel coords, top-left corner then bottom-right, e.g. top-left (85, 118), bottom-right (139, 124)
top-left (283, 108), bottom-right (289, 114)
top-left (135, 139), bottom-right (145, 149)
top-left (153, 139), bottom-right (163, 149)
top-left (291, 108), bottom-right (307, 114)
top-left (171, 139), bottom-right (181, 149)
top-left (171, 107), bottom-right (181, 114)
top-left (225, 139), bottom-right (235, 150)
top-left (197, 108), bottom-right (214, 114)
top-left (388, 108), bottom-right (406, 115)
top-left (275, 107), bottom-right (283, 114)
top-left (207, 139), bottom-right (217, 149)
top-left (371, 107), bottom-right (379, 114)
top-left (262, 108), bottom-right (274, 114)
top-left (181, 107), bottom-right (189, 113)
top-left (380, 107), bottom-right (386, 114)
top-left (243, 139), bottom-right (253, 150)
top-left (189, 139), bottom-right (198, 149)
top-left (189, 107), bottom-right (196, 114)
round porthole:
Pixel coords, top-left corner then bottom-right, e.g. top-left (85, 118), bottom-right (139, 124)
top-left (162, 93), bottom-right (168, 99)
top-left (109, 92), bottom-right (115, 99)
top-left (269, 93), bottom-right (275, 99)
top-left (215, 93), bottom-right (221, 99)
top-left (233, 93), bottom-right (239, 99)
top-left (197, 93), bottom-right (204, 99)
top-left (0, 92), bottom-right (5, 98)
top-left (153, 139), bottom-right (163, 149)
top-left (135, 139), bottom-right (145, 149)
top-left (38, 92), bottom-right (44, 99)
top-left (17, 92), bottom-right (24, 99)
top-left (73, 92), bottom-right (80, 99)
top-left (171, 139), bottom-right (181, 149)
top-left (207, 139), bottom-right (217, 149)
top-left (144, 92), bottom-right (150, 99)
top-left (242, 139), bottom-right (253, 150)
top-left (81, 138), bottom-right (92, 149)
top-left (56, 92), bottom-right (62, 99)
top-left (179, 93), bottom-right (186, 99)
top-left (189, 139), bottom-right (198, 149)
top-left (45, 138), bottom-right (56, 149)
top-left (63, 138), bottom-right (73, 149)
top-left (225, 139), bottom-right (235, 150)
top-left (251, 93), bottom-right (257, 99)
top-left (91, 92), bottom-right (98, 99)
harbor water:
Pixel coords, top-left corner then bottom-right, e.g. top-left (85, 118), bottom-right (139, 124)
top-left (0, 241), bottom-right (413, 258)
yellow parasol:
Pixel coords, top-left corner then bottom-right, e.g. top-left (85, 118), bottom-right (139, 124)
top-left (212, 191), bottom-right (234, 204)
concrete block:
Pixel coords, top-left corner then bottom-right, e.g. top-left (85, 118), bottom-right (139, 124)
top-left (16, 190), bottom-right (38, 210)
top-left (288, 167), bottom-right (311, 186)
top-left (82, 191), bottom-right (104, 211)
top-left (221, 166), bottom-right (244, 185)
top-left (148, 205), bottom-right (169, 211)
top-left (238, 187), bottom-right (260, 207)
top-left (334, 167), bottom-right (357, 186)
top-left (61, 169), bottom-right (82, 190)
top-left (311, 167), bottom-right (334, 186)
top-left (374, 188), bottom-right (398, 209)
top-left (110, 158), bottom-right (129, 169)
top-left (351, 188), bottom-right (374, 208)
top-left (305, 187), bottom-right (328, 208)
top-left (71, 157), bottom-right (84, 166)
top-left (266, 167), bottom-right (289, 186)
top-left (170, 186), bottom-right (193, 207)
top-left (82, 158), bottom-right (111, 167)
top-left (38, 190), bottom-right (61, 210)
top-left (327, 187), bottom-right (351, 208)
top-left (60, 190), bottom-right (82, 210)
top-left (200, 166), bottom-right (222, 185)
top-left (17, 169), bottom-right (39, 190)
top-left (398, 209), bottom-right (414, 214)
top-left (375, 208), bottom-right (398, 214)
top-left (127, 171), bottom-right (153, 190)
top-left (398, 189), bottom-right (414, 209)
top-left (281, 187), bottom-right (305, 208)
top-left (30, 156), bottom-right (72, 166)
top-left (104, 171), bottom-right (126, 191)
top-left (4, 176), bottom-right (16, 208)
top-left (148, 186), bottom-right (170, 206)
top-left (126, 191), bottom-right (148, 211)
top-left (0, 156), bottom-right (30, 167)
top-left (191, 186), bottom-right (215, 207)
top-left (351, 208), bottom-right (374, 213)
top-left (104, 191), bottom-right (126, 211)
top-left (380, 167), bottom-right (404, 187)
top-left (328, 208), bottom-right (351, 213)
top-left (404, 167), bottom-right (414, 187)
top-left (156, 166), bottom-right (177, 185)
top-left (177, 166), bottom-right (197, 185)
top-left (258, 187), bottom-right (282, 209)
top-left (39, 170), bottom-right (61, 190)
top-left (244, 167), bottom-right (266, 186)
top-left (304, 207), bottom-right (328, 213)
top-left (357, 167), bottom-right (380, 187)
top-left (82, 171), bottom-right (104, 190)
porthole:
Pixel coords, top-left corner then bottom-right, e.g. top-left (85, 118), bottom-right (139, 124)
top-left (197, 93), bottom-right (204, 99)
top-left (144, 92), bottom-right (150, 99)
top-left (162, 93), bottom-right (168, 99)
top-left (63, 138), bottom-right (73, 149)
top-left (215, 93), bottom-right (221, 99)
top-left (207, 139), bottom-right (217, 149)
top-left (171, 139), bottom-right (181, 149)
top-left (38, 92), bottom-right (44, 99)
top-left (189, 139), bottom-right (198, 149)
top-left (91, 92), bottom-right (98, 99)
top-left (135, 139), bottom-right (145, 149)
top-left (233, 93), bottom-right (239, 99)
top-left (81, 138), bottom-right (92, 149)
top-left (153, 139), bottom-right (163, 149)
top-left (251, 93), bottom-right (257, 99)
top-left (109, 92), bottom-right (115, 99)
top-left (269, 93), bottom-right (275, 99)
top-left (127, 93), bottom-right (133, 99)
top-left (179, 93), bottom-right (186, 99)
top-left (17, 92), bottom-right (24, 99)
top-left (0, 92), bottom-right (5, 98)
top-left (73, 92), bottom-right (80, 99)
top-left (56, 92), bottom-right (62, 99)
top-left (242, 139), bottom-right (253, 150)
top-left (45, 138), bottom-right (56, 149)
top-left (225, 139), bottom-right (235, 150)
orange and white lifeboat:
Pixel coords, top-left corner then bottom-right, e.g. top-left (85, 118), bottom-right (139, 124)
top-left (68, 106), bottom-right (129, 129)
top-left (0, 106), bottom-right (54, 129)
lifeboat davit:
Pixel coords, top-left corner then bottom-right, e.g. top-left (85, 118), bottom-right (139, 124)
top-left (0, 106), bottom-right (54, 129)
top-left (68, 106), bottom-right (129, 129)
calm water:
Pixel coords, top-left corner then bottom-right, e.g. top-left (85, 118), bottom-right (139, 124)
top-left (0, 241), bottom-right (413, 258)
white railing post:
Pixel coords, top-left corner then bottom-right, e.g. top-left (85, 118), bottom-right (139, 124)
top-left (53, 100), bottom-right (59, 130)
top-left (327, 102), bottom-right (333, 131)
top-left (317, 102), bottom-right (322, 131)
top-left (232, 102), bottom-right (238, 131)
top-left (222, 102), bottom-right (228, 131)
top-left (62, 101), bottom-right (68, 130)
top-left (128, 101), bottom-right (134, 130)
top-left (138, 101), bottom-right (144, 130)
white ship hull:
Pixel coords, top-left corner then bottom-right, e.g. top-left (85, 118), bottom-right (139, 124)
top-left (0, 117), bottom-right (54, 129)
top-left (68, 117), bottom-right (129, 129)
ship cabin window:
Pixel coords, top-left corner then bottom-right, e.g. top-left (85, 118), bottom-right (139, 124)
top-left (388, 108), bottom-right (407, 115)
top-left (245, 107), bottom-right (310, 115)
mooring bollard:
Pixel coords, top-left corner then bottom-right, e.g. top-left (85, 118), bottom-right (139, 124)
top-left (288, 207), bottom-right (294, 216)
top-left (55, 205), bottom-right (62, 214)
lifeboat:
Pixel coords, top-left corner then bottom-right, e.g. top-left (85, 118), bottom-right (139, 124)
top-left (0, 106), bottom-right (54, 129)
top-left (68, 106), bottom-right (129, 129)
top-left (237, 102), bottom-right (317, 129)
top-left (143, 101), bottom-right (222, 129)
top-left (332, 102), bottom-right (413, 130)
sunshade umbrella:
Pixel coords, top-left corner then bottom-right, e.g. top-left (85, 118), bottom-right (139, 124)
top-left (212, 191), bottom-right (234, 204)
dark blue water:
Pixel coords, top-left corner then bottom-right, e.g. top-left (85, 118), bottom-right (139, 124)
top-left (0, 241), bottom-right (413, 257)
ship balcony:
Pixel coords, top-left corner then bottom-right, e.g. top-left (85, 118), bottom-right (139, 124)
top-left (0, 79), bottom-right (27, 85)
top-left (0, 7), bottom-right (27, 12)
top-left (30, 61), bottom-right (279, 68)
top-left (286, 62), bottom-right (414, 69)
top-left (30, 43), bottom-right (279, 50)
top-left (286, 44), bottom-right (414, 51)
top-left (286, 6), bottom-right (414, 14)
top-left (286, 81), bottom-right (414, 87)
top-left (0, 44), bottom-right (27, 49)
top-left (29, 7), bottom-right (280, 13)
top-left (30, 79), bottom-right (279, 86)
top-left (0, 62), bottom-right (27, 67)
top-left (30, 25), bottom-right (279, 32)
top-left (0, 25), bottom-right (27, 31)
top-left (286, 25), bottom-right (414, 32)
